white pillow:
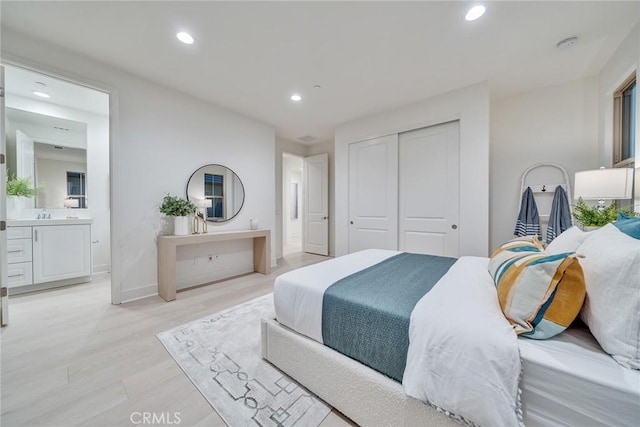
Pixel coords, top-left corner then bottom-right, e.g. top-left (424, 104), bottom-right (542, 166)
top-left (546, 226), bottom-right (591, 254)
top-left (577, 224), bottom-right (640, 369)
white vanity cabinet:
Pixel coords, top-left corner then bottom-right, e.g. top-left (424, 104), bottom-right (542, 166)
top-left (33, 224), bottom-right (91, 284)
top-left (6, 219), bottom-right (92, 291)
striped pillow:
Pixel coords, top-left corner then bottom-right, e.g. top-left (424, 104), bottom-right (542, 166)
top-left (489, 239), bottom-right (586, 339)
top-left (492, 235), bottom-right (544, 255)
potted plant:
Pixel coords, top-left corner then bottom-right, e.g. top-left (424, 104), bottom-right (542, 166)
top-left (572, 197), bottom-right (632, 230)
top-left (159, 194), bottom-right (197, 236)
top-left (6, 174), bottom-right (44, 219)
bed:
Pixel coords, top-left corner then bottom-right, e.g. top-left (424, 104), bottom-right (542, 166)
top-left (262, 244), bottom-right (640, 426)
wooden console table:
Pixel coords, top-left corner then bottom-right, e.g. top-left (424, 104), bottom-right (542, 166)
top-left (157, 229), bottom-right (271, 301)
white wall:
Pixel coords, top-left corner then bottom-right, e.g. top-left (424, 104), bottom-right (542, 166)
top-left (334, 82), bottom-right (490, 257)
top-left (2, 29), bottom-right (276, 302)
top-left (490, 78), bottom-right (599, 251)
top-left (6, 95), bottom-right (111, 274)
top-left (597, 23), bottom-right (639, 211)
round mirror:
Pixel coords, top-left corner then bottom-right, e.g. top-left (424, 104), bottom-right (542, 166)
top-left (186, 164), bottom-right (245, 222)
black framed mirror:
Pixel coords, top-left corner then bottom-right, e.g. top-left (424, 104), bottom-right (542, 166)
top-left (186, 164), bottom-right (245, 222)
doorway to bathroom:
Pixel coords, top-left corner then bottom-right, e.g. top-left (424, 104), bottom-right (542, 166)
top-left (1, 63), bottom-right (111, 325)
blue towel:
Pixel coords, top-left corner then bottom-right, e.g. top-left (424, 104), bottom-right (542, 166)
top-left (546, 186), bottom-right (572, 243)
top-left (515, 187), bottom-right (540, 237)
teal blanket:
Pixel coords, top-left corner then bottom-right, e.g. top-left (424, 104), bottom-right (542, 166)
top-left (321, 253), bottom-right (457, 382)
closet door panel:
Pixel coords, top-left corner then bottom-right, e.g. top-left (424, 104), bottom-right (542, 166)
top-left (348, 135), bottom-right (398, 252)
top-left (399, 121), bottom-right (460, 257)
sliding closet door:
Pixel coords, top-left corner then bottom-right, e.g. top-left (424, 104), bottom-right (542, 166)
top-left (348, 135), bottom-right (398, 252)
top-left (399, 121), bottom-right (459, 257)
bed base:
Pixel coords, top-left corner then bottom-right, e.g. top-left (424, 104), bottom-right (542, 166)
top-left (261, 318), bottom-right (457, 427)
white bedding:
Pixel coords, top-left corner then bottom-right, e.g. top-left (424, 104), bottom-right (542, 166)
top-left (274, 249), bottom-right (399, 343)
top-left (273, 250), bottom-right (640, 426)
top-left (274, 250), bottom-right (521, 426)
top-left (519, 328), bottom-right (640, 427)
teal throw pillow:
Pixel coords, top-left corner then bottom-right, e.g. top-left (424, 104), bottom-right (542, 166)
top-left (614, 212), bottom-right (640, 240)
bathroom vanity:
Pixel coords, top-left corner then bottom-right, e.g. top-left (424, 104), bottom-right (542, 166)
top-left (6, 218), bottom-right (92, 293)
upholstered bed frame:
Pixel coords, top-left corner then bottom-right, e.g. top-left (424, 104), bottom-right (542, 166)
top-left (261, 318), bottom-right (458, 427)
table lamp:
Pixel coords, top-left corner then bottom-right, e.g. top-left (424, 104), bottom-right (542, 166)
top-left (574, 167), bottom-right (633, 210)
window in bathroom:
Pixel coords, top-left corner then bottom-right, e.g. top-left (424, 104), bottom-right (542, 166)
top-left (67, 171), bottom-right (86, 208)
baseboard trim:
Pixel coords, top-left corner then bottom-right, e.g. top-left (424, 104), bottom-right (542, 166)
top-left (93, 264), bottom-right (111, 274)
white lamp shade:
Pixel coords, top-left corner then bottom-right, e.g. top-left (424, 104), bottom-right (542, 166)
top-left (574, 168), bottom-right (633, 200)
top-left (64, 198), bottom-right (79, 208)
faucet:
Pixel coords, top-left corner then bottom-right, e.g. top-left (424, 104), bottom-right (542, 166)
top-left (37, 209), bottom-right (51, 220)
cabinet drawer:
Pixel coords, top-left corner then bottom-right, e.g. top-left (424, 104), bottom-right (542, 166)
top-left (7, 262), bottom-right (34, 287)
top-left (7, 239), bottom-right (33, 263)
top-left (7, 227), bottom-right (32, 240)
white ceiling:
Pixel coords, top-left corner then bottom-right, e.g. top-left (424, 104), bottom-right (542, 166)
top-left (4, 66), bottom-right (109, 116)
top-left (1, 1), bottom-right (638, 144)
top-left (6, 107), bottom-right (88, 135)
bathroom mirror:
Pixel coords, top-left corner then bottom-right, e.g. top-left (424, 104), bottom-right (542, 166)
top-left (186, 164), bottom-right (245, 222)
top-left (5, 107), bottom-right (88, 209)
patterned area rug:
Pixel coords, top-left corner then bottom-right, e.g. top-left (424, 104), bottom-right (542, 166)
top-left (157, 294), bottom-right (331, 426)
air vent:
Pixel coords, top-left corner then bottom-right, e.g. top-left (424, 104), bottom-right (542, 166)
top-left (54, 146), bottom-right (64, 150)
top-left (53, 126), bottom-right (70, 131)
top-left (297, 135), bottom-right (318, 143)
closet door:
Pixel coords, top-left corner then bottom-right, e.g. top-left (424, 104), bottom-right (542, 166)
top-left (399, 121), bottom-right (460, 257)
top-left (348, 135), bottom-right (398, 252)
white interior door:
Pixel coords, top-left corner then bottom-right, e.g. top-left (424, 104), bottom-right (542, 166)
top-left (16, 130), bottom-right (35, 209)
top-left (399, 121), bottom-right (459, 257)
top-left (303, 153), bottom-right (328, 255)
top-left (1, 66), bottom-right (8, 326)
top-left (348, 134), bottom-right (398, 252)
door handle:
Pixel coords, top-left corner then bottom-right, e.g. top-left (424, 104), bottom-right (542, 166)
top-left (322, 216), bottom-right (328, 220)
top-left (350, 221), bottom-right (354, 225)
top-left (35, 230), bottom-right (38, 242)
top-left (451, 224), bottom-right (458, 230)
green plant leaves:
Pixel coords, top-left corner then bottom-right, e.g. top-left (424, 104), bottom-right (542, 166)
top-left (6, 173), bottom-right (43, 197)
top-left (572, 197), bottom-right (626, 227)
top-left (159, 194), bottom-right (196, 217)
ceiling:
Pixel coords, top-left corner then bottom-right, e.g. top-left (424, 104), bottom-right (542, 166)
top-left (6, 107), bottom-right (88, 135)
top-left (1, 1), bottom-right (638, 144)
top-left (4, 66), bottom-right (110, 116)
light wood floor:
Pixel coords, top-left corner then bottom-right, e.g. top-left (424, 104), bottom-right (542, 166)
top-left (1, 252), bottom-right (354, 427)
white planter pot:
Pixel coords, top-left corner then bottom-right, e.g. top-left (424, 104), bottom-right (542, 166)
top-left (6, 196), bottom-right (24, 220)
top-left (174, 216), bottom-right (189, 236)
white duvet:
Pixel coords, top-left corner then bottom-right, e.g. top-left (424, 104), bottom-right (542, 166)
top-left (403, 256), bottom-right (521, 427)
top-left (274, 250), bottom-right (522, 427)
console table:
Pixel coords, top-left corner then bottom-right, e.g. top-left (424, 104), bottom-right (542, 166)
top-left (157, 229), bottom-right (271, 301)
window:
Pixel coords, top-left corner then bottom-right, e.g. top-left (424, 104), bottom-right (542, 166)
top-left (204, 173), bottom-right (224, 219)
top-left (613, 74), bottom-right (636, 211)
top-left (67, 171), bottom-right (86, 208)
top-left (614, 74), bottom-right (636, 166)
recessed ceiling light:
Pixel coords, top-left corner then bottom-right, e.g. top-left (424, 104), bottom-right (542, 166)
top-left (33, 91), bottom-right (50, 98)
top-left (465, 5), bottom-right (486, 21)
top-left (35, 81), bottom-right (47, 86)
top-left (313, 85), bottom-right (322, 89)
top-left (556, 37), bottom-right (578, 49)
top-left (176, 32), bottom-right (194, 44)
top-left (291, 94), bottom-right (302, 102)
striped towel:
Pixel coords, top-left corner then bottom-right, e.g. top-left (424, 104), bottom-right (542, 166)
top-left (546, 185), bottom-right (572, 243)
top-left (514, 187), bottom-right (540, 237)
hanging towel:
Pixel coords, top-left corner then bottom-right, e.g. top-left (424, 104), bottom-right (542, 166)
top-left (546, 185), bottom-right (572, 243)
top-left (514, 187), bottom-right (540, 237)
